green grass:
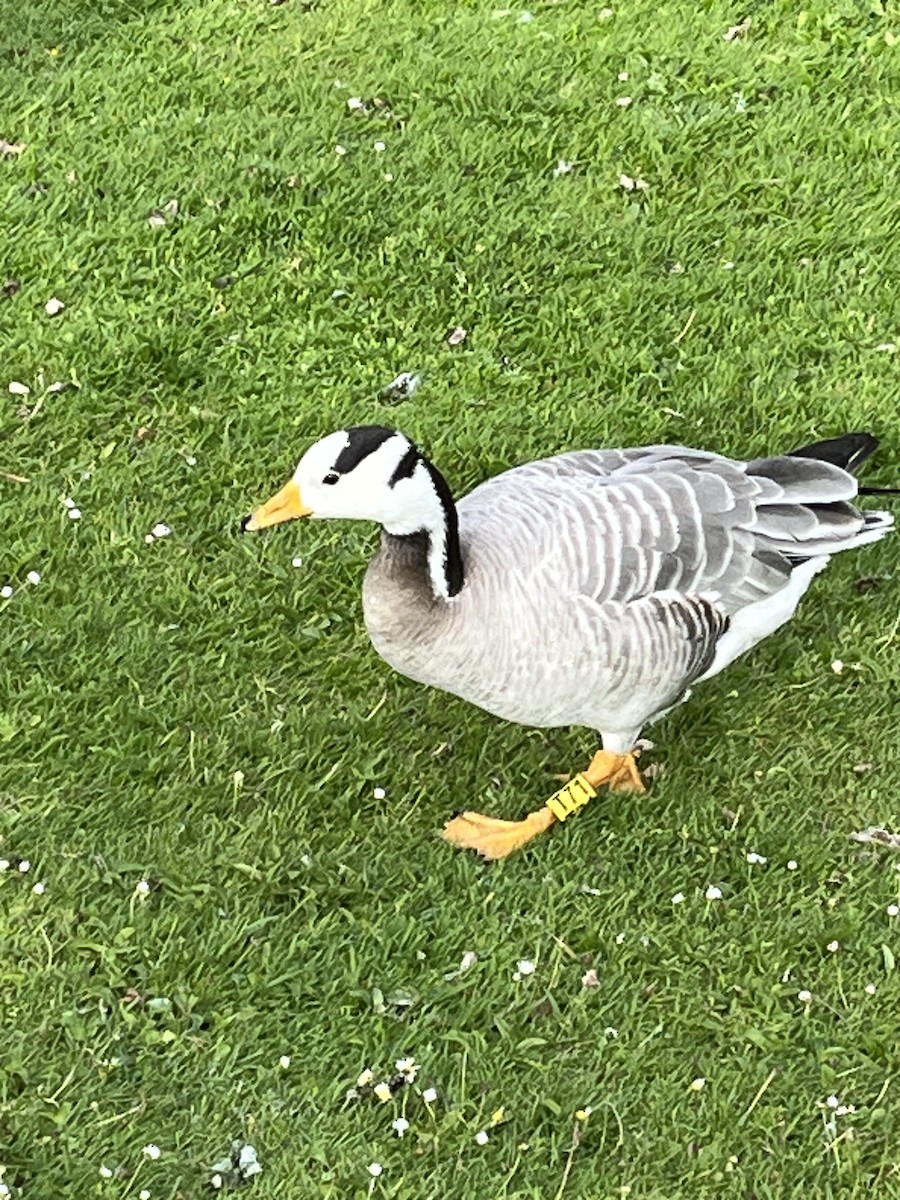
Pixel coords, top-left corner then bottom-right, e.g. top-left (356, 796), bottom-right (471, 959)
top-left (2, 0), bottom-right (900, 1195)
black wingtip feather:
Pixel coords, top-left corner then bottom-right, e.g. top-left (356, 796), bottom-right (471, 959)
top-left (788, 432), bottom-right (879, 475)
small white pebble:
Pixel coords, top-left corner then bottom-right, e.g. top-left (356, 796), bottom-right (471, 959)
top-left (373, 786), bottom-right (386, 800)
top-left (291, 556), bottom-right (303, 568)
top-left (827, 940), bottom-right (840, 953)
top-left (475, 1130), bottom-right (490, 1145)
top-left (99, 1166), bottom-right (114, 1179)
top-left (615, 96), bottom-right (633, 107)
top-left (831, 659), bottom-right (844, 674)
top-left (689, 1077), bottom-right (706, 1092)
top-left (392, 1116), bottom-right (410, 1137)
top-left (335, 145), bottom-right (347, 156)
top-left (151, 523), bottom-right (171, 539)
top-left (798, 989), bottom-right (812, 1003)
top-left (705, 885), bottom-right (723, 901)
top-left (865, 983), bottom-right (877, 995)
top-left (45, 297), bottom-right (66, 316)
top-left (373, 140), bottom-right (386, 152)
top-left (8, 380), bottom-right (30, 396)
top-left (32, 881), bottom-right (45, 895)
top-left (887, 904), bottom-right (899, 917)
top-left (0, 586), bottom-right (13, 599)
top-left (68, 508), bottom-right (82, 520)
top-left (279, 1054), bottom-right (291, 1069)
top-left (26, 571), bottom-right (41, 585)
top-left (516, 958), bottom-right (535, 976)
top-left (422, 1086), bottom-right (438, 1103)
top-left (18, 859), bottom-right (31, 873)
top-left (367, 1162), bottom-right (383, 1177)
top-left (787, 860), bottom-right (799, 871)
top-left (672, 892), bottom-right (685, 904)
top-left (142, 1144), bottom-right (161, 1160)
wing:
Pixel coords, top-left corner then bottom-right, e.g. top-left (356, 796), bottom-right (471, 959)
top-left (462, 444), bottom-right (872, 614)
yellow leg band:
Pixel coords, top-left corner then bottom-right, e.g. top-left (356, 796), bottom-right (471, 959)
top-left (545, 773), bottom-right (597, 822)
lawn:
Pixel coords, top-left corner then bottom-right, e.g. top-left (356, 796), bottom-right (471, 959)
top-left (2, 0), bottom-right (900, 1195)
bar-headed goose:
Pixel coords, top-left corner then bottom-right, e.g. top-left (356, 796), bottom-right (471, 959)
top-left (243, 427), bottom-right (895, 858)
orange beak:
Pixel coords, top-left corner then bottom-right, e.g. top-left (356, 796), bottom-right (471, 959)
top-left (242, 479), bottom-right (312, 531)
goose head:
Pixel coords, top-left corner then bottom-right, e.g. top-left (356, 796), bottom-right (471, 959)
top-left (242, 425), bottom-right (464, 598)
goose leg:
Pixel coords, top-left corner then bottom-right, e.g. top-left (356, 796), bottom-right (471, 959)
top-left (441, 747), bottom-right (646, 860)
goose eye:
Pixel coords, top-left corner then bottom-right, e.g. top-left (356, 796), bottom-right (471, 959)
top-left (323, 471), bottom-right (340, 485)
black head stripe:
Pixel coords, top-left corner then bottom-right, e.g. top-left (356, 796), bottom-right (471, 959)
top-left (388, 443), bottom-right (420, 488)
top-left (332, 426), bottom-right (396, 475)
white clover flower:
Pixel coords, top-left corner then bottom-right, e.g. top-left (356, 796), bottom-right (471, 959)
top-left (705, 885), bottom-right (723, 901)
top-left (689, 1077), bottom-right (706, 1092)
top-left (357, 1068), bottom-right (375, 1088)
top-left (827, 940), bottom-right (839, 953)
top-left (746, 851), bottom-right (767, 865)
top-left (374, 1082), bottom-right (392, 1103)
top-left (69, 508), bottom-right (82, 520)
top-left (516, 959), bottom-right (535, 976)
top-left (672, 892), bottom-right (685, 904)
top-left (373, 786), bottom-right (386, 800)
top-left (422, 1087), bottom-right (438, 1103)
top-left (887, 904), bottom-right (899, 917)
top-left (335, 145), bottom-right (347, 156)
top-left (347, 97), bottom-right (365, 111)
top-left (0, 586), bottom-right (12, 599)
top-left (0, 859), bottom-right (8, 870)
top-left (185, 455), bottom-right (198, 466)
top-left (63, 497), bottom-right (76, 509)
top-left (373, 140), bottom-right (386, 152)
top-left (865, 983), bottom-right (877, 995)
top-left (391, 1117), bottom-right (409, 1137)
top-left (831, 659), bottom-right (844, 674)
top-left (367, 1162), bottom-right (383, 1177)
top-left (279, 1055), bottom-right (291, 1069)
top-left (291, 556), bottom-right (303, 568)
top-left (211, 1174), bottom-right (223, 1190)
top-left (787, 860), bottom-right (799, 871)
top-left (18, 859), bottom-right (31, 873)
top-left (396, 1056), bottom-right (417, 1081)
top-left (99, 1166), bottom-right (114, 1178)
top-left (8, 380), bottom-right (30, 396)
top-left (826, 1094), bottom-right (840, 1109)
top-left (142, 1144), bottom-right (161, 1160)
top-left (552, 159), bottom-right (574, 177)
top-left (615, 96), bottom-right (632, 107)
top-left (139, 1190), bottom-right (151, 1200)
top-left (798, 989), bottom-right (812, 1003)
top-left (383, 172), bottom-right (394, 182)
top-left (32, 881), bottom-right (45, 895)
top-left (604, 1026), bottom-right (619, 1038)
top-left (26, 571), bottom-right (41, 585)
top-left (475, 1130), bottom-right (489, 1145)
top-left (45, 296), bottom-right (66, 316)
top-left (136, 879), bottom-right (151, 895)
top-left (151, 523), bottom-right (171, 539)
top-left (615, 932), bottom-right (626, 944)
